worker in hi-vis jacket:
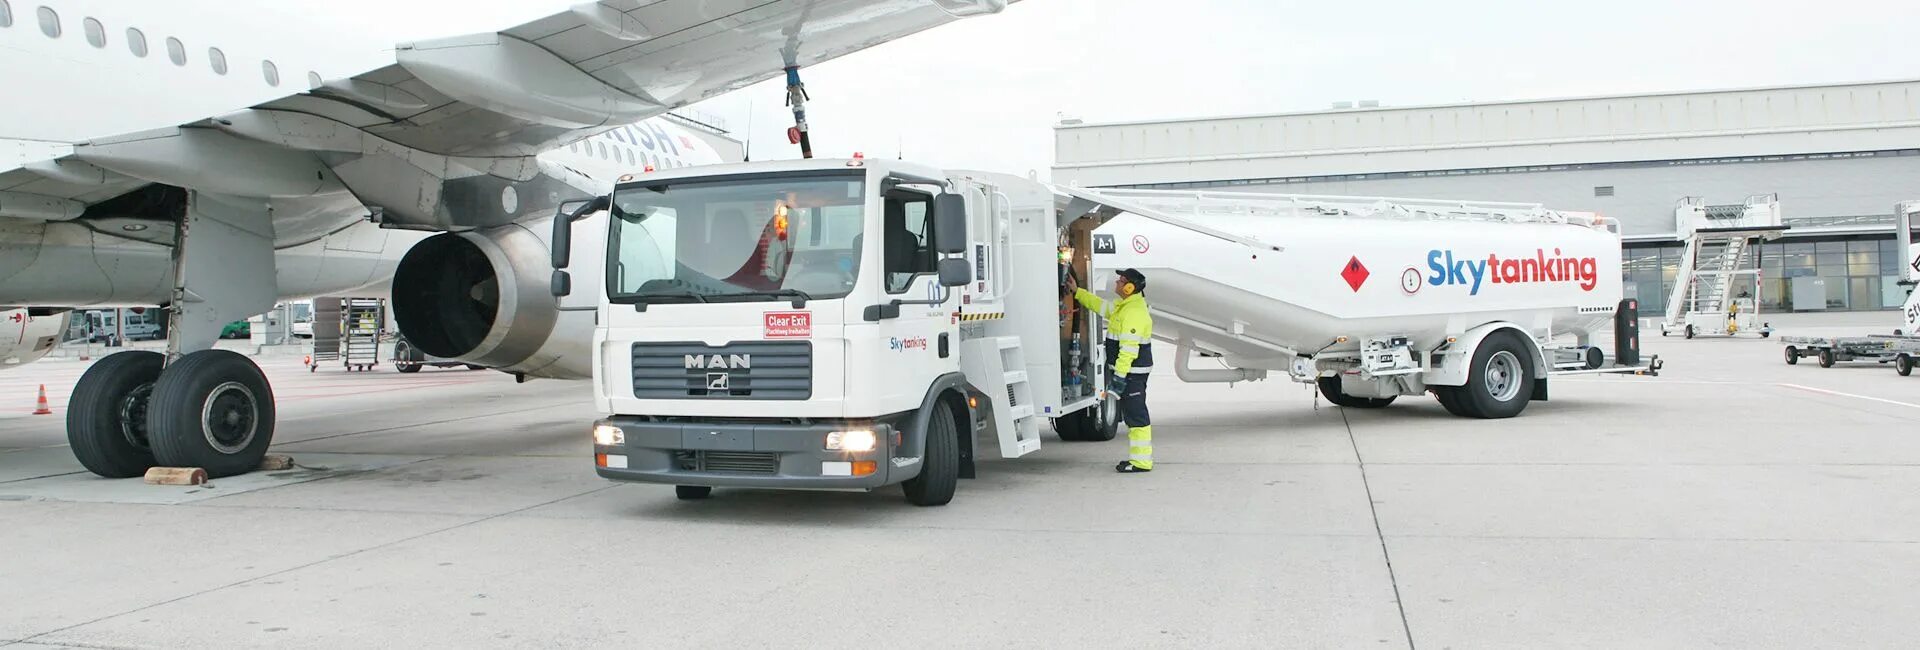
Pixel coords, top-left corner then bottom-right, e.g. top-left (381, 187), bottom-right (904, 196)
top-left (1069, 268), bottom-right (1156, 473)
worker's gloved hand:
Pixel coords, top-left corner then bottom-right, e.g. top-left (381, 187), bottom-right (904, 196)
top-left (1107, 375), bottom-right (1128, 397)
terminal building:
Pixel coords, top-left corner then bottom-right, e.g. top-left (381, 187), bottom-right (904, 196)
top-left (1052, 79), bottom-right (1920, 313)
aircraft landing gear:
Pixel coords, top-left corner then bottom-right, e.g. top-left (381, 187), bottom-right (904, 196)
top-left (65, 191), bottom-right (281, 479)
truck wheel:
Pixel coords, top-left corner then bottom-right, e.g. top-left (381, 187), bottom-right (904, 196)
top-left (1454, 332), bottom-right (1534, 419)
top-left (1051, 396), bottom-right (1116, 441)
top-left (1899, 354), bottom-right (1913, 377)
top-left (1684, 325), bottom-right (1695, 339)
top-left (1819, 349), bottom-right (1835, 368)
top-left (146, 349), bottom-right (276, 478)
top-left (1316, 376), bottom-right (1394, 408)
top-left (902, 403), bottom-right (959, 507)
top-left (1784, 346), bottom-right (1798, 365)
top-left (675, 485), bottom-right (712, 500)
top-left (67, 350), bottom-right (165, 478)
top-left (1584, 347), bottom-right (1605, 370)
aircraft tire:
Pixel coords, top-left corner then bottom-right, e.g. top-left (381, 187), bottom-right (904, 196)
top-left (148, 350), bottom-right (276, 478)
top-left (67, 351), bottom-right (165, 478)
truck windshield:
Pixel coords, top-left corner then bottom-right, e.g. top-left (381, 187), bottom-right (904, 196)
top-left (607, 173), bottom-right (866, 304)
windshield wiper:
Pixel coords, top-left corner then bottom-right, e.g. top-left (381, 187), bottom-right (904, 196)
top-left (719, 288), bottom-right (814, 306)
top-left (612, 290), bottom-right (709, 307)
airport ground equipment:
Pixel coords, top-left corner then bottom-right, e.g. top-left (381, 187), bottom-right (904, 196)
top-left (1780, 201), bottom-right (1920, 375)
top-left (306, 298), bottom-right (343, 372)
top-left (393, 333), bottom-right (484, 373)
top-left (1660, 195), bottom-right (1787, 339)
top-left (304, 298), bottom-right (384, 372)
top-left (342, 298), bottom-right (384, 372)
top-left (553, 158), bottom-right (1662, 506)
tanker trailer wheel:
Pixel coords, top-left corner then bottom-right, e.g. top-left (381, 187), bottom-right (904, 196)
top-left (1455, 332), bottom-right (1534, 419)
top-left (1898, 354), bottom-right (1914, 377)
top-left (1784, 346), bottom-right (1799, 365)
top-left (1316, 376), bottom-right (1395, 409)
top-left (1431, 386), bottom-right (1472, 417)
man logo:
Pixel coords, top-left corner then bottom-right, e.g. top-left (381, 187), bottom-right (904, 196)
top-left (707, 372), bottom-right (731, 391)
top-left (685, 354), bottom-right (751, 369)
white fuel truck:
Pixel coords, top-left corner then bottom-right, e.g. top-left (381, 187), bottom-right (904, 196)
top-left (547, 158), bottom-right (1660, 506)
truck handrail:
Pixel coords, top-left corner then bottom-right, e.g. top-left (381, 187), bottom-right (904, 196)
top-left (993, 189), bottom-right (1013, 297)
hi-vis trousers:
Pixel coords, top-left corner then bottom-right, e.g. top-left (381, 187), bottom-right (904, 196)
top-left (1114, 371), bottom-right (1151, 469)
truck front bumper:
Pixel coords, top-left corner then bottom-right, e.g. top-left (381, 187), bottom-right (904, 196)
top-left (591, 418), bottom-right (912, 490)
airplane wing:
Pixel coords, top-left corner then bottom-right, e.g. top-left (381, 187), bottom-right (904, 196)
top-left (0, 0), bottom-right (1014, 230)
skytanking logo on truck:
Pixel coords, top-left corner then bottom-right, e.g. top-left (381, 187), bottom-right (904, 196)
top-left (1427, 248), bottom-right (1599, 295)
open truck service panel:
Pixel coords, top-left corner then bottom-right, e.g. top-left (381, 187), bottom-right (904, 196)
top-left (548, 158), bottom-right (1660, 506)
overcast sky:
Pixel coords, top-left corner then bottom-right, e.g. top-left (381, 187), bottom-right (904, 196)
top-left (299, 0), bottom-right (1920, 180)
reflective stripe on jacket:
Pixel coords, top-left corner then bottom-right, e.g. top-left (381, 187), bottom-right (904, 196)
top-left (1074, 288), bottom-right (1154, 375)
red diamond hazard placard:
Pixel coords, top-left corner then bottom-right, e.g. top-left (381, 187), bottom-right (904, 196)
top-left (1341, 256), bottom-right (1369, 292)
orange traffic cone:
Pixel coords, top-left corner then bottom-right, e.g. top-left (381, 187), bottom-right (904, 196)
top-left (32, 385), bottom-right (52, 415)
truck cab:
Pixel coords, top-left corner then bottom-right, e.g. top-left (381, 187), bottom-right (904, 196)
top-left (558, 158), bottom-right (1106, 506)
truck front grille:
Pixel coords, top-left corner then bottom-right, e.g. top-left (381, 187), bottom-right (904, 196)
top-left (700, 451), bottom-right (778, 475)
top-left (631, 341), bottom-right (812, 400)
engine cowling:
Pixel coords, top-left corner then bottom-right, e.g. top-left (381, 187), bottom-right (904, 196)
top-left (0, 308), bottom-right (72, 371)
top-left (390, 218), bottom-right (596, 380)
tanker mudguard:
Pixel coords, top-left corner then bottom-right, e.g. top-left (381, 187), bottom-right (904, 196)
top-left (891, 373), bottom-right (987, 480)
top-left (1424, 321), bottom-right (1546, 387)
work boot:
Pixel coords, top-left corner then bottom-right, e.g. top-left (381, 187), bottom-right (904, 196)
top-left (1115, 460), bottom-right (1151, 473)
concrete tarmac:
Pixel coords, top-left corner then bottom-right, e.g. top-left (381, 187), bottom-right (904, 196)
top-left (1, 311), bottom-right (1916, 648)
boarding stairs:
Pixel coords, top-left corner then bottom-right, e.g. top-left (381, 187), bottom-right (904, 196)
top-left (1660, 195), bottom-right (1786, 337)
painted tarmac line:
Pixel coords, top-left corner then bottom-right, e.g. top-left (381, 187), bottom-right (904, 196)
top-left (1779, 383), bottom-right (1920, 410)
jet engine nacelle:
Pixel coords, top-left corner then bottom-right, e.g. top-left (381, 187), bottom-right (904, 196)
top-left (0, 308), bottom-right (72, 371)
top-left (389, 215), bottom-right (602, 380)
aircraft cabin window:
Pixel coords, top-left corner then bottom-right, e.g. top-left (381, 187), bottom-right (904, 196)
top-left (261, 60), bottom-right (279, 86)
top-left (595, 142), bottom-right (608, 159)
top-left (35, 5), bottom-right (56, 37)
top-left (0, 1), bottom-right (12, 28)
top-left (125, 27), bottom-right (146, 57)
top-left (82, 16), bottom-right (102, 47)
top-left (208, 47), bottom-right (227, 75)
top-left (165, 37), bottom-right (184, 66)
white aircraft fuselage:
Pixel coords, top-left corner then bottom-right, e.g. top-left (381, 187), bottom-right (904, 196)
top-left (0, 0), bottom-right (725, 309)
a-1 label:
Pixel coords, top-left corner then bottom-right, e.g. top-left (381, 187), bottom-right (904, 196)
top-left (1092, 234), bottom-right (1116, 254)
top-left (764, 311), bottom-right (811, 338)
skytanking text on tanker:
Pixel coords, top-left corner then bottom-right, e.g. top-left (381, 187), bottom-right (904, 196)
top-left (1426, 248), bottom-right (1600, 295)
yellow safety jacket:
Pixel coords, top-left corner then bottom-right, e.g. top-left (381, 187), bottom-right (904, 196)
top-left (1074, 288), bottom-right (1154, 375)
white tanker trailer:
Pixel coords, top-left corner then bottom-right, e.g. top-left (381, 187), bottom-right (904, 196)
top-left (1069, 188), bottom-right (1659, 418)
top-left (558, 159), bottom-right (1661, 505)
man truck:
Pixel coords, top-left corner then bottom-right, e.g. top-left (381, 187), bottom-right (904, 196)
top-left (548, 158), bottom-right (1659, 506)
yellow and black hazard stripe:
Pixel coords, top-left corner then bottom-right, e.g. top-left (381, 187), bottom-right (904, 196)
top-left (956, 312), bottom-right (1005, 322)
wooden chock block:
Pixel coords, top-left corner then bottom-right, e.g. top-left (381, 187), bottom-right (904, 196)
top-left (144, 467), bottom-right (208, 486)
top-left (258, 455), bottom-right (295, 471)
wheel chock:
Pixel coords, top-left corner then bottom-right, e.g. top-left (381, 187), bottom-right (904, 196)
top-left (258, 454), bottom-right (295, 471)
top-left (144, 467), bottom-right (208, 486)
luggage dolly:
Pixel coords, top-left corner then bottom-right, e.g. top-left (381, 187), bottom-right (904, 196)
top-left (1781, 332), bottom-right (1920, 375)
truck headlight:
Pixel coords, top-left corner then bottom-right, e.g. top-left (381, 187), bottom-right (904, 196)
top-left (826, 429), bottom-right (877, 452)
top-left (593, 425), bottom-right (625, 446)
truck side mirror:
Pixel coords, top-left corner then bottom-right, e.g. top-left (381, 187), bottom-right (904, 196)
top-left (933, 193), bottom-right (967, 255)
top-left (549, 196), bottom-right (609, 297)
top-left (938, 258), bottom-right (971, 287)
